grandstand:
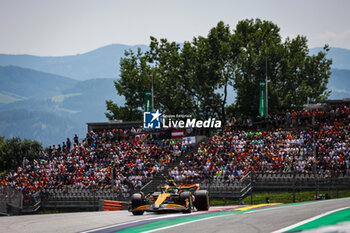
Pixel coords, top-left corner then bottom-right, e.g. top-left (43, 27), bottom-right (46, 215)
top-left (0, 104), bottom-right (349, 215)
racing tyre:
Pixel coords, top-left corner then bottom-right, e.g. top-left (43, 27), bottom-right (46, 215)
top-left (180, 191), bottom-right (192, 213)
top-left (194, 190), bottom-right (210, 211)
top-left (131, 193), bottom-right (144, 215)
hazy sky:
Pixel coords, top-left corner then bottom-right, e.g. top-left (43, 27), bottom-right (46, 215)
top-left (1, 0), bottom-right (349, 56)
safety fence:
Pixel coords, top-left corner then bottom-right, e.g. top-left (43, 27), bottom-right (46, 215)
top-left (99, 200), bottom-right (129, 211)
top-left (0, 186), bottom-right (23, 215)
top-left (201, 171), bottom-right (350, 204)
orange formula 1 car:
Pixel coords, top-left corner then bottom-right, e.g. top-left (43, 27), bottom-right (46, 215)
top-left (130, 181), bottom-right (210, 215)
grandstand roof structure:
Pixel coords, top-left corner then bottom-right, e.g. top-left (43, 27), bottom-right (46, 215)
top-left (87, 121), bottom-right (142, 132)
top-left (326, 98), bottom-right (350, 105)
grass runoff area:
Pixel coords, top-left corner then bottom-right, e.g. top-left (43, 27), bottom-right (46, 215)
top-left (211, 190), bottom-right (350, 206)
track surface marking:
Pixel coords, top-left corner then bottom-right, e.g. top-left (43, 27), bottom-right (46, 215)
top-left (273, 207), bottom-right (350, 232)
top-left (0, 198), bottom-right (349, 233)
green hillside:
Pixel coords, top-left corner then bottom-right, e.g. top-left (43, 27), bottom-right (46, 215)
top-left (52, 93), bottom-right (82, 104)
top-left (0, 109), bottom-right (84, 146)
top-left (60, 78), bottom-right (124, 123)
top-left (0, 91), bottom-right (27, 104)
top-left (0, 66), bottom-right (124, 145)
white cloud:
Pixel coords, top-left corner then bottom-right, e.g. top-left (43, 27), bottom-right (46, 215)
top-left (330, 86), bottom-right (350, 94)
top-left (310, 29), bottom-right (350, 49)
top-left (321, 29), bottom-right (350, 40)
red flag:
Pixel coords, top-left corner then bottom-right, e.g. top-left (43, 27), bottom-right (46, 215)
top-left (171, 129), bottom-right (185, 138)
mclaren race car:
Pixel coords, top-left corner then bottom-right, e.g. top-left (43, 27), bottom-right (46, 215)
top-left (130, 180), bottom-right (209, 215)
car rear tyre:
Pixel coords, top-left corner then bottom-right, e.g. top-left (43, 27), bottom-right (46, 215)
top-left (131, 193), bottom-right (144, 215)
top-left (194, 190), bottom-right (210, 211)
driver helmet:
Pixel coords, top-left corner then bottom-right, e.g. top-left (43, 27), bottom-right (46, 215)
top-left (168, 179), bottom-right (176, 186)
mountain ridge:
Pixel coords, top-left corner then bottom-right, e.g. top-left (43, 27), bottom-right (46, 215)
top-left (309, 47), bottom-right (350, 70)
top-left (0, 65), bottom-right (77, 99)
top-left (0, 44), bottom-right (149, 80)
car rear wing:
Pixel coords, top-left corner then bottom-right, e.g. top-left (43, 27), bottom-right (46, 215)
top-left (178, 184), bottom-right (200, 192)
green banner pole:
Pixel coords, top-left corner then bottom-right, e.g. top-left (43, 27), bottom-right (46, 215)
top-left (145, 91), bottom-right (152, 112)
top-left (259, 82), bottom-right (266, 117)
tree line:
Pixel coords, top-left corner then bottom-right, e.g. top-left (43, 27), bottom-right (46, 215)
top-left (106, 19), bottom-right (332, 123)
top-left (0, 136), bottom-right (43, 172)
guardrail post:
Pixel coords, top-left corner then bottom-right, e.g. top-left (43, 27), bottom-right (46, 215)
top-left (250, 170), bottom-right (253, 205)
top-left (336, 177), bottom-right (339, 198)
top-left (292, 171), bottom-right (296, 203)
top-left (98, 200), bottom-right (104, 211)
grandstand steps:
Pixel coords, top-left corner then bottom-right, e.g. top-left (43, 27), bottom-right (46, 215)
top-left (141, 137), bottom-right (208, 195)
top-left (21, 201), bottom-right (41, 214)
top-left (140, 176), bottom-right (164, 195)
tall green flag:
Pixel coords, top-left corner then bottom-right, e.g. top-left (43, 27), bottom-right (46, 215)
top-left (145, 91), bottom-right (152, 112)
top-left (259, 82), bottom-right (267, 117)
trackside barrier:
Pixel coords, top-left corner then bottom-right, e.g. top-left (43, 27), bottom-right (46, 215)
top-left (99, 200), bottom-right (129, 211)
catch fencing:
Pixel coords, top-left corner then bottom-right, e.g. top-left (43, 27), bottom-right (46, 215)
top-left (0, 186), bottom-right (23, 215)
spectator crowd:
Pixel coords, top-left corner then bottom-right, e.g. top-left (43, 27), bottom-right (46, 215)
top-left (1, 105), bottom-right (349, 200)
top-left (169, 106), bottom-right (350, 183)
top-left (0, 128), bottom-right (185, 200)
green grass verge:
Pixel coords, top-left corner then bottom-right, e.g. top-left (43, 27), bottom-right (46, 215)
top-left (37, 207), bottom-right (97, 215)
top-left (51, 93), bottom-right (81, 103)
top-left (211, 190), bottom-right (350, 206)
top-left (56, 107), bottom-right (81, 114)
top-left (0, 91), bottom-right (26, 104)
top-left (37, 210), bottom-right (65, 215)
